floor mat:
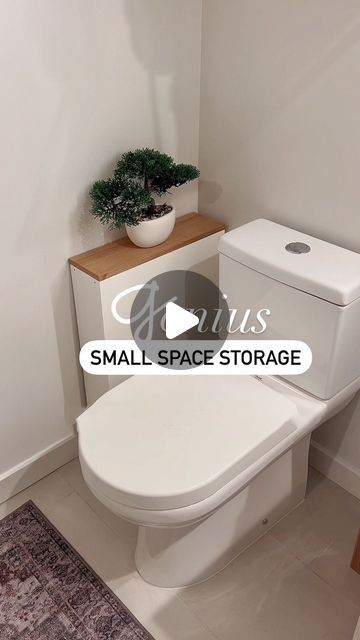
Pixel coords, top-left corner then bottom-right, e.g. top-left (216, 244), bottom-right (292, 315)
top-left (0, 501), bottom-right (153, 639)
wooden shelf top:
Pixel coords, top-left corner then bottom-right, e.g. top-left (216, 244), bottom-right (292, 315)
top-left (69, 212), bottom-right (225, 281)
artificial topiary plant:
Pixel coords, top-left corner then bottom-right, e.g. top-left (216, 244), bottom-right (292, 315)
top-left (90, 148), bottom-right (200, 228)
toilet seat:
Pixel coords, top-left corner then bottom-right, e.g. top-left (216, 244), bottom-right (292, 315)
top-left (78, 376), bottom-right (297, 511)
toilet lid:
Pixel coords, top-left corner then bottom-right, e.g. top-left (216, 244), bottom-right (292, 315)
top-left (78, 376), bottom-right (297, 510)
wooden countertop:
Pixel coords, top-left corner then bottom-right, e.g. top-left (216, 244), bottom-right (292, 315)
top-left (69, 212), bottom-right (225, 281)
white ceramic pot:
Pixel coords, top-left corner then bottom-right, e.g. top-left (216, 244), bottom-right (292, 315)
top-left (125, 207), bottom-right (176, 248)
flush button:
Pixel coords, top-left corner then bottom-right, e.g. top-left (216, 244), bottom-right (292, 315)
top-left (285, 242), bottom-right (311, 254)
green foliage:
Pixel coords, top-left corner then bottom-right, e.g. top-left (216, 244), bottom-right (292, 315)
top-left (90, 148), bottom-right (200, 228)
top-left (90, 178), bottom-right (152, 228)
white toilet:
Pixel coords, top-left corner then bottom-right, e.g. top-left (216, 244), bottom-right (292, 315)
top-left (77, 219), bottom-right (360, 588)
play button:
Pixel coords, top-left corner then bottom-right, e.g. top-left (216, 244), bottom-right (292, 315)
top-left (165, 301), bottom-right (199, 339)
top-left (130, 270), bottom-right (230, 370)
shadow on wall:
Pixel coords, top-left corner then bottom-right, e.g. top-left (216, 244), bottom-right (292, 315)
top-left (312, 391), bottom-right (360, 469)
top-left (124, 0), bottom-right (196, 160)
top-left (51, 266), bottom-right (87, 418)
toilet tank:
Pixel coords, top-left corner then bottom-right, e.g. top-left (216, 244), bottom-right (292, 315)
top-left (218, 219), bottom-right (360, 400)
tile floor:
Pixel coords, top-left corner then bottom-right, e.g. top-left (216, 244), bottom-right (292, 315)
top-left (1, 461), bottom-right (359, 640)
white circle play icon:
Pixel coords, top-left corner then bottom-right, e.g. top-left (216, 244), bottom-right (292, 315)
top-left (165, 301), bottom-right (200, 340)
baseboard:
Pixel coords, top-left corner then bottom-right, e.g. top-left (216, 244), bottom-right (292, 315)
top-left (0, 435), bottom-right (78, 505)
top-left (310, 440), bottom-right (360, 500)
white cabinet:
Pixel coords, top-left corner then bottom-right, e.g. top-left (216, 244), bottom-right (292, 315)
top-left (70, 213), bottom-right (224, 404)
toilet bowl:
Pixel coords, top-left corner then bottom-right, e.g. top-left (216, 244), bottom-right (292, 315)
top-left (77, 219), bottom-right (360, 587)
top-left (78, 373), bottom-right (359, 587)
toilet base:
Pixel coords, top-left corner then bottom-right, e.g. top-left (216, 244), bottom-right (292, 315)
top-left (135, 436), bottom-right (310, 587)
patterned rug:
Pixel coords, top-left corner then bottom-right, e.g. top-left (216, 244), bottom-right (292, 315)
top-left (0, 501), bottom-right (153, 639)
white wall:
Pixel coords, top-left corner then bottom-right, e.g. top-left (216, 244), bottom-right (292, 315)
top-left (199, 0), bottom-right (360, 494)
top-left (0, 0), bottom-right (201, 484)
top-left (3, 0), bottom-right (359, 499)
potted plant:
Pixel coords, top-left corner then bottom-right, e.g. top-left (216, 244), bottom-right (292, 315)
top-left (90, 148), bottom-right (200, 248)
